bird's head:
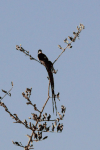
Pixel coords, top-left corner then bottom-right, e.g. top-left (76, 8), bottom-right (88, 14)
top-left (38, 49), bottom-right (42, 54)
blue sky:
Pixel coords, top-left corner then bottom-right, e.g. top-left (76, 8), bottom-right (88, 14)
top-left (0, 0), bottom-right (100, 150)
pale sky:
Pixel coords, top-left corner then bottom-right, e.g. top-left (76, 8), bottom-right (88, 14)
top-left (0, 0), bottom-right (100, 150)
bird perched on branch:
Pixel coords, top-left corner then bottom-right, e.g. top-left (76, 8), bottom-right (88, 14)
top-left (38, 49), bottom-right (57, 114)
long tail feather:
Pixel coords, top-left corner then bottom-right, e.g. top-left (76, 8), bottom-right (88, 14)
top-left (46, 64), bottom-right (57, 115)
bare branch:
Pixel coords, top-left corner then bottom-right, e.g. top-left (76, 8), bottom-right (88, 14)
top-left (16, 45), bottom-right (41, 64)
top-left (53, 23), bottom-right (85, 65)
top-left (1, 24), bottom-right (85, 149)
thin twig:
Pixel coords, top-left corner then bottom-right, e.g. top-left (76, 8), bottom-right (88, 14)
top-left (53, 24), bottom-right (85, 65)
top-left (26, 80), bottom-right (51, 147)
top-left (1, 85), bottom-right (13, 101)
top-left (16, 45), bottom-right (41, 64)
top-left (53, 45), bottom-right (68, 65)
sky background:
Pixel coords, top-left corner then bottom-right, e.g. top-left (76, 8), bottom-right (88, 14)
top-left (0, 0), bottom-right (100, 150)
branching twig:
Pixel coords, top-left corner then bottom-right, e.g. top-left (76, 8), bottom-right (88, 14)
top-left (0, 23), bottom-right (85, 149)
top-left (25, 80), bottom-right (51, 147)
top-left (53, 47), bottom-right (67, 65)
top-left (53, 23), bottom-right (85, 64)
top-left (16, 45), bottom-right (41, 64)
top-left (0, 82), bottom-right (13, 101)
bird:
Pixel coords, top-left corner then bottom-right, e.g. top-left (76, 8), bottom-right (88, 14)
top-left (38, 49), bottom-right (57, 114)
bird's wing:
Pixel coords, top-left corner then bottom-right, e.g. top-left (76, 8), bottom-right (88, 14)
top-left (38, 53), bottom-right (48, 63)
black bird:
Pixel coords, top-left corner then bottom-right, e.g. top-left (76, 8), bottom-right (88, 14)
top-left (38, 49), bottom-right (57, 114)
